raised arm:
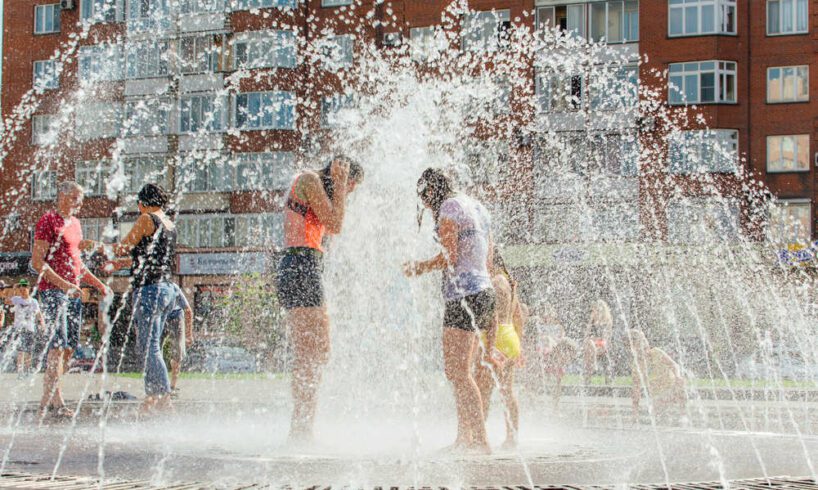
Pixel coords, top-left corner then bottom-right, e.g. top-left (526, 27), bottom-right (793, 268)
top-left (112, 213), bottom-right (156, 256)
top-left (302, 162), bottom-right (349, 235)
top-left (404, 217), bottom-right (458, 276)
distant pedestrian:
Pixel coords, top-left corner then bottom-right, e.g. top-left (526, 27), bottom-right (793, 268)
top-left (6, 279), bottom-right (46, 376)
top-left (32, 181), bottom-right (111, 420)
top-left (582, 299), bottom-right (613, 385)
top-left (628, 329), bottom-right (687, 420)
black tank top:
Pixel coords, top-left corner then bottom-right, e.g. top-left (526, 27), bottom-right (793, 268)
top-left (130, 213), bottom-right (176, 287)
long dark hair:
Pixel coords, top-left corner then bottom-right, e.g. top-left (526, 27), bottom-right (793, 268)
top-left (137, 183), bottom-right (170, 209)
top-left (317, 155), bottom-right (364, 200)
top-left (417, 167), bottom-right (456, 227)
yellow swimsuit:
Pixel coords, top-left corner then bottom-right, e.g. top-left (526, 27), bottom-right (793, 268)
top-left (481, 323), bottom-right (521, 360)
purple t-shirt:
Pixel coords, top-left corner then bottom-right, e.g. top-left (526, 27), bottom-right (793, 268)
top-left (438, 195), bottom-right (493, 301)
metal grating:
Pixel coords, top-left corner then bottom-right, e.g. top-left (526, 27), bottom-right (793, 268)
top-left (1, 474), bottom-right (817, 490)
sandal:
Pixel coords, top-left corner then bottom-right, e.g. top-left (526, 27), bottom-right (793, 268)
top-left (43, 405), bottom-right (75, 421)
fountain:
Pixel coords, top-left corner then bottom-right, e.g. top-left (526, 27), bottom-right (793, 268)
top-left (1, 0), bottom-right (818, 487)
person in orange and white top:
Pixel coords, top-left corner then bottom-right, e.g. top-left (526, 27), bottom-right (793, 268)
top-left (276, 155), bottom-right (364, 443)
top-left (628, 328), bottom-right (687, 420)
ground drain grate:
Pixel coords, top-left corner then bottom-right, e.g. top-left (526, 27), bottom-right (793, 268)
top-left (1, 474), bottom-right (817, 490)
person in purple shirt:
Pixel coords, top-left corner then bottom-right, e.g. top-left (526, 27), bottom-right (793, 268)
top-left (404, 168), bottom-right (497, 454)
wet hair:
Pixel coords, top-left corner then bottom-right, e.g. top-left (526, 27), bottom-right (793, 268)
top-left (318, 155), bottom-right (364, 201)
top-left (137, 183), bottom-right (170, 209)
top-left (416, 168), bottom-right (456, 224)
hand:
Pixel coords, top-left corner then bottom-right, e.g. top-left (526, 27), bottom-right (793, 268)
top-left (330, 158), bottom-right (350, 186)
top-left (403, 261), bottom-right (420, 277)
top-left (65, 287), bottom-right (82, 299)
top-left (186, 335), bottom-right (193, 349)
top-left (99, 285), bottom-right (113, 298)
top-left (102, 261), bottom-right (116, 274)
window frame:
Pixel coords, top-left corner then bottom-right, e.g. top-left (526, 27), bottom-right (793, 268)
top-left (31, 170), bottom-right (58, 201)
top-left (75, 160), bottom-right (110, 197)
top-left (668, 0), bottom-right (737, 38)
top-left (668, 129), bottom-right (739, 175)
top-left (232, 30), bottom-right (297, 70)
top-left (589, 1), bottom-right (640, 44)
top-left (234, 91), bottom-right (296, 131)
top-left (461, 9), bottom-right (512, 52)
top-left (766, 65), bottom-right (810, 103)
top-left (178, 94), bottom-right (227, 134)
top-left (33, 60), bottom-right (60, 91)
top-left (34, 4), bottom-right (61, 35)
top-left (767, 198), bottom-right (812, 245)
top-left (668, 60), bottom-right (737, 105)
top-left (766, 0), bottom-right (809, 36)
top-left (31, 115), bottom-right (58, 146)
top-left (766, 134), bottom-right (811, 173)
top-left (81, 0), bottom-right (125, 23)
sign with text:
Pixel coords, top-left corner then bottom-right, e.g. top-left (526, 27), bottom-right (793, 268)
top-left (178, 252), bottom-right (270, 276)
top-left (0, 253), bottom-right (33, 277)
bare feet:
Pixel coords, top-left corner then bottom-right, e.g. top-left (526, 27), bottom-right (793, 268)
top-left (501, 438), bottom-right (517, 450)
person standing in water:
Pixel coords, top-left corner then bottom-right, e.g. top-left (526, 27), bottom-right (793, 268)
top-left (404, 168), bottom-right (496, 454)
top-left (6, 280), bottom-right (47, 376)
top-left (278, 155), bottom-right (364, 442)
top-left (475, 253), bottom-right (526, 449)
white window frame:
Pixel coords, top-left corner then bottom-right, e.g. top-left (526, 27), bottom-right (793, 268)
top-left (81, 0), bottom-right (125, 23)
top-left (668, 60), bottom-right (737, 105)
top-left (589, 1), bottom-right (640, 43)
top-left (179, 36), bottom-right (220, 75)
top-left (125, 40), bottom-right (169, 79)
top-left (234, 91), bottom-right (296, 131)
top-left (32, 170), bottom-right (58, 201)
top-left (75, 160), bottom-right (110, 196)
top-left (590, 64), bottom-right (639, 110)
top-left (461, 9), bottom-right (511, 52)
top-left (232, 30), bottom-right (297, 70)
top-left (668, 129), bottom-right (739, 174)
top-left (80, 218), bottom-right (114, 243)
top-left (668, 0), bottom-right (737, 37)
top-left (179, 94), bottom-right (227, 134)
top-left (667, 198), bottom-right (741, 244)
top-left (536, 71), bottom-right (584, 113)
top-left (319, 35), bottom-right (354, 71)
top-left (33, 60), bottom-right (59, 91)
top-left (767, 0), bottom-right (809, 35)
top-left (177, 157), bottom-right (234, 193)
top-left (122, 157), bottom-right (167, 194)
top-left (34, 4), bottom-right (61, 34)
top-left (78, 44), bottom-right (125, 83)
top-left (230, 0), bottom-right (296, 11)
top-left (539, 4), bottom-right (587, 38)
top-left (767, 134), bottom-right (810, 173)
top-left (122, 98), bottom-right (172, 136)
top-left (75, 102), bottom-right (123, 141)
top-left (767, 65), bottom-right (809, 103)
top-left (234, 152), bottom-right (295, 191)
top-left (321, 0), bottom-right (352, 7)
top-left (767, 199), bottom-right (812, 245)
top-left (31, 115), bottom-right (58, 146)
top-left (179, 0), bottom-right (224, 14)
top-left (320, 93), bottom-right (356, 128)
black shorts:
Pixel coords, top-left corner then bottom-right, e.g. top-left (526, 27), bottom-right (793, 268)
top-left (443, 289), bottom-right (496, 332)
top-left (277, 248), bottom-right (324, 310)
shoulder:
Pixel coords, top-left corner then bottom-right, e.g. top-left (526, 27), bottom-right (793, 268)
top-left (439, 197), bottom-right (462, 217)
top-left (35, 211), bottom-right (58, 230)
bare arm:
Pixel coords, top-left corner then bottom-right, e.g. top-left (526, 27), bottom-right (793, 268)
top-left (184, 307), bottom-right (194, 344)
top-left (631, 362), bottom-right (641, 415)
top-left (112, 214), bottom-right (155, 257)
top-left (302, 164), bottom-right (349, 235)
top-left (405, 217), bottom-right (458, 276)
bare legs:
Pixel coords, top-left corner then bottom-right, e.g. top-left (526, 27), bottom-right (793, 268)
top-left (289, 306), bottom-right (330, 442)
top-left (170, 359), bottom-right (180, 391)
top-left (40, 348), bottom-right (73, 417)
top-left (476, 361), bottom-right (518, 449)
top-left (16, 352), bottom-right (31, 374)
top-left (443, 328), bottom-right (489, 453)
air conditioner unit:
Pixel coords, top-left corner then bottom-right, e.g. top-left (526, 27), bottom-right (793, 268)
top-left (383, 32), bottom-right (402, 47)
top-left (814, 151), bottom-right (818, 167)
top-left (60, 0), bottom-right (76, 11)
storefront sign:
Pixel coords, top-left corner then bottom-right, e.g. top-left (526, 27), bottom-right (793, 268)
top-left (178, 252), bottom-right (270, 276)
top-left (0, 253), bottom-right (33, 277)
top-left (777, 242), bottom-right (818, 267)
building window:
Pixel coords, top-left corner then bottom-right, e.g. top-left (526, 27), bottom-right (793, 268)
top-left (32, 171), bottom-right (58, 201)
top-left (32, 115), bottom-right (58, 146)
top-left (592, 204), bottom-right (641, 242)
top-left (231, 0), bottom-right (296, 11)
top-left (319, 35), bottom-right (353, 71)
top-left (767, 65), bottom-right (809, 103)
top-left (179, 36), bottom-right (220, 74)
top-left (81, 0), bottom-right (125, 23)
top-left (127, 0), bottom-right (171, 32)
top-left (667, 198), bottom-right (740, 244)
top-left (122, 157), bottom-right (167, 193)
top-left (34, 4), bottom-right (61, 34)
top-left (80, 218), bottom-right (114, 242)
top-left (176, 213), bottom-right (282, 249)
top-left (590, 1), bottom-right (639, 43)
top-left (76, 102), bottom-right (122, 140)
top-left (123, 98), bottom-right (171, 136)
top-left (668, 61), bottom-right (736, 105)
top-left (409, 26), bottom-right (444, 62)
top-left (321, 0), bottom-right (351, 7)
top-left (233, 31), bottom-right (297, 70)
top-left (669, 129), bottom-right (738, 174)
top-left (235, 92), bottom-right (296, 130)
top-left (462, 10), bottom-right (511, 51)
top-left (180, 0), bottom-right (224, 13)
top-left (178, 158), bottom-right (234, 192)
top-left (536, 4), bottom-right (586, 37)
top-left (234, 152), bottom-right (295, 191)
top-left (669, 0), bottom-right (736, 36)
top-left (125, 41), bottom-right (169, 79)
top-left (78, 44), bottom-right (124, 83)
top-left (768, 200), bottom-right (811, 245)
top-left (320, 93), bottom-right (356, 128)
top-left (767, 0), bottom-right (808, 35)
top-left (536, 72), bottom-right (584, 113)
top-left (591, 65), bottom-right (638, 110)
top-left (75, 161), bottom-right (109, 196)
top-left (767, 134), bottom-right (810, 172)
top-left (179, 95), bottom-right (226, 133)
top-left (234, 213), bottom-right (282, 247)
top-left (33, 60), bottom-right (60, 91)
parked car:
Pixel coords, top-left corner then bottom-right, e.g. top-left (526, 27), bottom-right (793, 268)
top-left (735, 348), bottom-right (818, 381)
top-left (184, 341), bottom-right (257, 374)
